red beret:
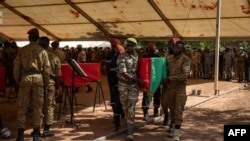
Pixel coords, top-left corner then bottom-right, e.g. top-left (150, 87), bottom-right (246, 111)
top-left (169, 37), bottom-right (181, 44)
top-left (148, 43), bottom-right (157, 51)
top-left (116, 44), bottom-right (125, 53)
top-left (110, 38), bottom-right (120, 45)
top-left (27, 28), bottom-right (39, 35)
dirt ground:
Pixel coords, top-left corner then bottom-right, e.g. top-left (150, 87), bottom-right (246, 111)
top-left (0, 76), bottom-right (249, 141)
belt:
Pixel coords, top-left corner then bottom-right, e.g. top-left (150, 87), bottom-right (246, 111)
top-left (22, 71), bottom-right (41, 76)
top-left (119, 79), bottom-right (137, 85)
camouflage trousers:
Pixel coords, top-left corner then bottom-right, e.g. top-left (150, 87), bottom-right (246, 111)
top-left (43, 83), bottom-right (56, 125)
top-left (118, 83), bottom-right (139, 131)
top-left (237, 62), bottom-right (245, 80)
top-left (161, 85), bottom-right (169, 114)
top-left (163, 86), bottom-right (187, 126)
top-left (17, 85), bottom-right (44, 128)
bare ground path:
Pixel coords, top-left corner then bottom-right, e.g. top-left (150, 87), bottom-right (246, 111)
top-left (0, 77), bottom-right (249, 141)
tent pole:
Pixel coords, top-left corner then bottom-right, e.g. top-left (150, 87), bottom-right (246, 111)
top-left (214, 0), bottom-right (222, 96)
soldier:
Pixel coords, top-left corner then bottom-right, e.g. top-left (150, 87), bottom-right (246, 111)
top-left (2, 40), bottom-right (16, 87)
top-left (13, 28), bottom-right (51, 141)
top-left (105, 38), bottom-right (125, 131)
top-left (162, 40), bottom-right (191, 141)
top-left (203, 47), bottom-right (213, 79)
top-left (117, 38), bottom-right (145, 141)
top-left (223, 46), bottom-right (234, 81)
top-left (141, 43), bottom-right (161, 121)
top-left (190, 47), bottom-right (201, 79)
top-left (75, 44), bottom-right (93, 93)
top-left (245, 51), bottom-right (250, 83)
top-left (75, 44), bottom-right (86, 63)
top-left (39, 36), bottom-right (61, 137)
top-left (51, 41), bottom-right (66, 64)
top-left (236, 47), bottom-right (248, 82)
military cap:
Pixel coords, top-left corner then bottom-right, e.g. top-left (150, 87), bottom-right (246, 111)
top-left (110, 38), bottom-right (121, 45)
top-left (27, 28), bottom-right (39, 36)
top-left (117, 44), bottom-right (125, 53)
top-left (51, 41), bottom-right (59, 47)
top-left (148, 43), bottom-right (157, 51)
top-left (125, 38), bottom-right (137, 45)
top-left (169, 37), bottom-right (181, 44)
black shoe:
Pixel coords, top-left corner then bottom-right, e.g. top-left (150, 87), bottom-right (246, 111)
top-left (153, 107), bottom-right (159, 117)
top-left (16, 128), bottom-right (24, 141)
top-left (42, 130), bottom-right (54, 137)
top-left (143, 114), bottom-right (149, 121)
top-left (33, 128), bottom-right (42, 141)
top-left (163, 114), bottom-right (169, 126)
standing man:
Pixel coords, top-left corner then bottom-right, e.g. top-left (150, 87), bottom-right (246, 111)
top-left (75, 44), bottom-right (93, 93)
top-left (13, 28), bottom-right (51, 141)
top-left (117, 38), bottom-right (144, 141)
top-left (105, 38), bottom-right (125, 131)
top-left (162, 40), bottom-right (191, 141)
top-left (223, 46), bottom-right (234, 81)
top-left (203, 47), bottom-right (213, 79)
top-left (51, 41), bottom-right (66, 64)
top-left (236, 47), bottom-right (248, 82)
top-left (39, 36), bottom-right (61, 137)
top-left (141, 43), bottom-right (161, 121)
top-left (190, 47), bottom-right (201, 79)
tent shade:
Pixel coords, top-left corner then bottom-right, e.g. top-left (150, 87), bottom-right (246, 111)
top-left (0, 0), bottom-right (249, 41)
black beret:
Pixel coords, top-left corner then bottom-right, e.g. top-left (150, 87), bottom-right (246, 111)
top-left (27, 28), bottom-right (39, 35)
top-left (51, 41), bottom-right (59, 47)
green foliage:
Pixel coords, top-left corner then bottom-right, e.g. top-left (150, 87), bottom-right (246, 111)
top-left (137, 39), bottom-right (250, 51)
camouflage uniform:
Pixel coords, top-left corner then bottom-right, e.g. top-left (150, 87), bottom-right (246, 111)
top-left (236, 49), bottom-right (248, 82)
top-left (53, 48), bottom-right (66, 63)
top-left (13, 42), bottom-right (50, 129)
top-left (190, 50), bottom-right (201, 79)
top-left (117, 52), bottom-right (139, 133)
top-left (163, 53), bottom-right (190, 126)
top-left (43, 51), bottom-right (61, 125)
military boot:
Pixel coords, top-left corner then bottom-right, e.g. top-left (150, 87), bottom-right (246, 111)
top-left (114, 115), bottom-right (120, 132)
top-left (15, 128), bottom-right (24, 141)
top-left (142, 109), bottom-right (149, 121)
top-left (173, 129), bottom-right (180, 141)
top-left (167, 123), bottom-right (175, 137)
top-left (126, 129), bottom-right (134, 141)
top-left (42, 124), bottom-right (54, 137)
top-left (163, 113), bottom-right (169, 126)
top-left (33, 128), bottom-right (42, 141)
top-left (153, 106), bottom-right (159, 117)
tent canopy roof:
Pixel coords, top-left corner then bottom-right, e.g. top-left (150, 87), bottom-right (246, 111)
top-left (0, 0), bottom-right (250, 42)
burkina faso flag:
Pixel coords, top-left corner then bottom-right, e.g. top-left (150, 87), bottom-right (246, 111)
top-left (138, 57), bottom-right (167, 99)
